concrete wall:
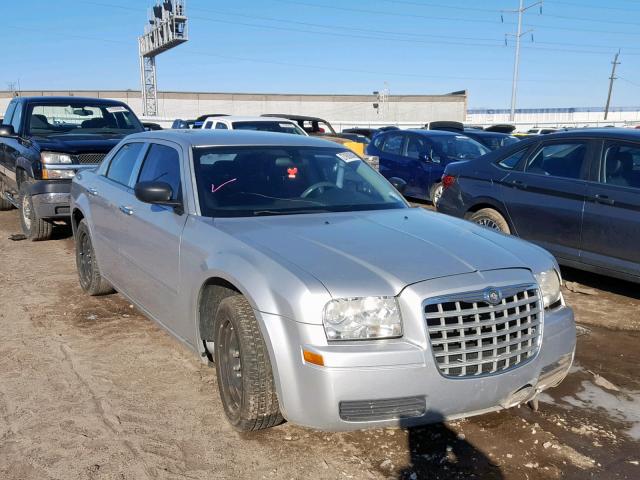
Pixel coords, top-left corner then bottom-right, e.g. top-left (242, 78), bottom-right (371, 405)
top-left (0, 90), bottom-right (467, 130)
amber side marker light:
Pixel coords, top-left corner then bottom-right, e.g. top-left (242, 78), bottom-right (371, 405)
top-left (303, 349), bottom-right (324, 366)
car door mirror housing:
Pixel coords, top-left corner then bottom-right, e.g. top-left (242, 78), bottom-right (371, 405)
top-left (134, 181), bottom-right (183, 214)
top-left (388, 177), bottom-right (408, 194)
top-left (0, 125), bottom-right (17, 138)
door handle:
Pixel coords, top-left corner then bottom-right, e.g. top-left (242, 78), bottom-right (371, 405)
top-left (88, 188), bottom-right (98, 196)
top-left (594, 194), bottom-right (615, 206)
top-left (510, 179), bottom-right (527, 189)
top-left (119, 205), bottom-right (134, 215)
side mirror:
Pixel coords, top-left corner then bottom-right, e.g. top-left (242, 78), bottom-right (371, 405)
top-left (134, 181), bottom-right (183, 214)
top-left (389, 177), bottom-right (407, 194)
top-left (0, 125), bottom-right (17, 138)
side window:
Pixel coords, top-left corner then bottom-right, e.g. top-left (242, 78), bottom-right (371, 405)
top-left (373, 135), bottom-right (384, 149)
top-left (106, 143), bottom-right (144, 186)
top-left (3, 101), bottom-right (17, 126)
top-left (137, 144), bottom-right (182, 200)
top-left (381, 133), bottom-right (404, 155)
top-left (204, 121), bottom-right (213, 129)
top-left (406, 136), bottom-right (426, 159)
top-left (497, 147), bottom-right (529, 170)
top-left (525, 142), bottom-right (588, 180)
top-left (602, 142), bottom-right (640, 189)
top-left (215, 122), bottom-right (229, 130)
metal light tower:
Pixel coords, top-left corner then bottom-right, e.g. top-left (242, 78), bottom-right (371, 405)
top-left (502, 1), bottom-right (543, 122)
top-left (139, 0), bottom-right (188, 117)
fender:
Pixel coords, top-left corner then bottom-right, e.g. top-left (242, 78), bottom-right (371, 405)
top-left (16, 155), bottom-right (38, 181)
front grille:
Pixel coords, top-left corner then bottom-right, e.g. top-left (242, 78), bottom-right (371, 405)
top-left (74, 153), bottom-right (107, 165)
top-left (339, 396), bottom-right (426, 422)
top-left (424, 284), bottom-right (542, 378)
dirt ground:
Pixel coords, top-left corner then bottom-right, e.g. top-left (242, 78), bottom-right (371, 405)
top-left (0, 208), bottom-right (639, 480)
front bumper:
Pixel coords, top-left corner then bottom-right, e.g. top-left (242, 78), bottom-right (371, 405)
top-left (261, 270), bottom-right (576, 431)
top-left (28, 180), bottom-right (72, 219)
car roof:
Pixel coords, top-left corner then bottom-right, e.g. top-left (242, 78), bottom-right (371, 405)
top-left (519, 128), bottom-right (640, 142)
top-left (124, 129), bottom-right (349, 148)
top-left (204, 116), bottom-right (298, 123)
top-left (405, 129), bottom-right (462, 137)
top-left (262, 114), bottom-right (330, 122)
top-left (463, 129), bottom-right (509, 137)
top-left (16, 96), bottom-right (129, 105)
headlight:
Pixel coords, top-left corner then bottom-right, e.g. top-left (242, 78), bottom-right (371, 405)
top-left (323, 296), bottom-right (402, 341)
top-left (534, 269), bottom-right (562, 308)
top-left (41, 152), bottom-right (73, 164)
top-left (42, 169), bottom-right (75, 179)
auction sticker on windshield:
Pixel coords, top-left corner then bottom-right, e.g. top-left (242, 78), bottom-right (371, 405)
top-left (337, 151), bottom-right (360, 162)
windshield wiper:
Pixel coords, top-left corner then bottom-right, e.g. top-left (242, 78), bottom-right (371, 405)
top-left (253, 209), bottom-right (330, 216)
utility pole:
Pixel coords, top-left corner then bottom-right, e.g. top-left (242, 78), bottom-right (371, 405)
top-left (604, 50), bottom-right (621, 121)
top-left (503, 1), bottom-right (543, 122)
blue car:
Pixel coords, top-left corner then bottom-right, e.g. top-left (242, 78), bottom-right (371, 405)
top-left (365, 129), bottom-right (489, 203)
top-left (436, 129), bottom-right (640, 283)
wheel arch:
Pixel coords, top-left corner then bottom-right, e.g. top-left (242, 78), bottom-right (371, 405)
top-left (465, 198), bottom-right (516, 234)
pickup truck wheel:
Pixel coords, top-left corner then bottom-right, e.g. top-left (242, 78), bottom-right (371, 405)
top-left (19, 183), bottom-right (53, 241)
top-left (75, 220), bottom-right (114, 296)
top-left (0, 179), bottom-right (14, 211)
top-left (214, 295), bottom-right (283, 432)
top-left (468, 208), bottom-right (511, 234)
top-left (430, 183), bottom-right (444, 205)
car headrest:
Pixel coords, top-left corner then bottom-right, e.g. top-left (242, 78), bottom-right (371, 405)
top-left (30, 114), bottom-right (50, 129)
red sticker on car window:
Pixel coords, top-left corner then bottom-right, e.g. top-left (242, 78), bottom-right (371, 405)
top-left (287, 167), bottom-right (298, 179)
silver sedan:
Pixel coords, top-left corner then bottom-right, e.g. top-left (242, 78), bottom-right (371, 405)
top-left (70, 130), bottom-right (576, 432)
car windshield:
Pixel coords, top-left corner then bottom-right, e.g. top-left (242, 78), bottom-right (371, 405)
top-left (232, 121), bottom-right (306, 135)
top-left (430, 135), bottom-right (490, 160)
top-left (192, 146), bottom-right (408, 217)
top-left (26, 103), bottom-right (143, 136)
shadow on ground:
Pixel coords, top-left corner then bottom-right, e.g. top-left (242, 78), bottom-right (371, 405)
top-left (561, 266), bottom-right (640, 301)
top-left (395, 421), bottom-right (504, 479)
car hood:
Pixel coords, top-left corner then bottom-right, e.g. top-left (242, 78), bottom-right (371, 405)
top-left (214, 208), bottom-right (550, 298)
top-left (31, 134), bottom-right (131, 154)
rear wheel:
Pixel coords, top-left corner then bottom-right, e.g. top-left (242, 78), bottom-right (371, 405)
top-left (468, 208), bottom-right (511, 234)
top-left (19, 182), bottom-right (53, 241)
top-left (0, 179), bottom-right (14, 211)
top-left (75, 219), bottom-right (114, 295)
top-left (430, 183), bottom-right (444, 205)
top-left (214, 295), bottom-right (283, 432)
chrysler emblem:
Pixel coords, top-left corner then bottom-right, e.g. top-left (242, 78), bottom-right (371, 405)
top-left (484, 287), bottom-right (503, 305)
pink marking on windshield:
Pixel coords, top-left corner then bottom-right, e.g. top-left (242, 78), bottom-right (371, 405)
top-left (211, 178), bottom-right (237, 193)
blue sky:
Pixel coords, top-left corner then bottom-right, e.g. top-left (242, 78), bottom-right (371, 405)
top-left (2, 0), bottom-right (640, 109)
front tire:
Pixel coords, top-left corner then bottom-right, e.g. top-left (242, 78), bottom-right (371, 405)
top-left (468, 208), bottom-right (511, 234)
top-left (75, 219), bottom-right (114, 296)
top-left (214, 295), bottom-right (283, 432)
top-left (19, 182), bottom-right (53, 241)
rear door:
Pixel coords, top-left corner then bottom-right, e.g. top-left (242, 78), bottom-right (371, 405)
top-left (580, 139), bottom-right (640, 277)
top-left (404, 133), bottom-right (431, 198)
top-left (500, 139), bottom-right (594, 261)
top-left (377, 132), bottom-right (408, 182)
top-left (117, 141), bottom-right (188, 337)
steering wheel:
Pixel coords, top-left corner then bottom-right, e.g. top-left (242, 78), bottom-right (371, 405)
top-left (300, 182), bottom-right (337, 198)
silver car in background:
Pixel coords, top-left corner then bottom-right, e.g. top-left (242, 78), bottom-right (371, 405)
top-left (70, 130), bottom-right (576, 432)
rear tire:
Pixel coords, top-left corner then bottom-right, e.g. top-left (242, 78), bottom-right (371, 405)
top-left (214, 295), bottom-right (283, 432)
top-left (0, 179), bottom-right (14, 211)
top-left (430, 183), bottom-right (444, 205)
top-left (468, 208), bottom-right (511, 234)
top-left (75, 219), bottom-right (114, 296)
top-left (19, 182), bottom-right (53, 241)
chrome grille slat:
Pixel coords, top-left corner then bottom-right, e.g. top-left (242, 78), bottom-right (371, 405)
top-left (424, 284), bottom-right (543, 378)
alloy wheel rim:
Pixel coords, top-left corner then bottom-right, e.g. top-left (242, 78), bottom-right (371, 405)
top-left (476, 217), bottom-right (501, 231)
top-left (220, 319), bottom-right (243, 415)
top-left (78, 232), bottom-right (93, 286)
top-left (22, 196), bottom-right (32, 230)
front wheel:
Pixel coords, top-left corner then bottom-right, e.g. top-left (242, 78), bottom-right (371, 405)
top-left (19, 182), bottom-right (53, 241)
top-left (75, 219), bottom-right (114, 296)
top-left (214, 295), bottom-right (283, 432)
top-left (468, 208), bottom-right (511, 234)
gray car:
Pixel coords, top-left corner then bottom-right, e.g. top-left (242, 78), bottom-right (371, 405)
top-left (70, 130), bottom-right (576, 432)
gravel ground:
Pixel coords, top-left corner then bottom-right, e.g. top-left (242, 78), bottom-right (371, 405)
top-left (0, 208), bottom-right (639, 480)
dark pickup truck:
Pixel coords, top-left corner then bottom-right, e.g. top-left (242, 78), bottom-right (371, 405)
top-left (0, 96), bottom-right (144, 240)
